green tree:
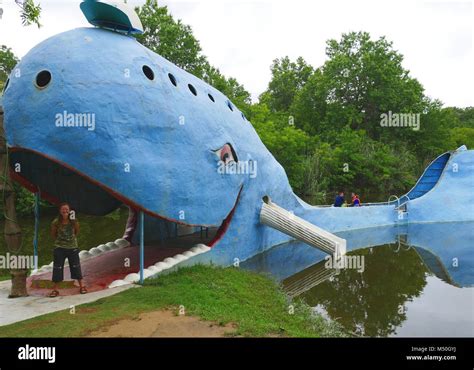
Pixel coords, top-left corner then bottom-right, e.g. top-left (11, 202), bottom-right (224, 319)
top-left (292, 31), bottom-right (426, 142)
top-left (264, 56), bottom-right (313, 113)
top-left (136, 0), bottom-right (208, 78)
top-left (202, 64), bottom-right (251, 113)
top-left (16, 0), bottom-right (42, 28)
top-left (0, 46), bottom-right (19, 91)
top-left (450, 127), bottom-right (474, 149)
top-left (300, 128), bottom-right (418, 203)
top-left (412, 100), bottom-right (457, 165)
top-left (250, 103), bottom-right (316, 192)
top-left (447, 107), bottom-right (474, 128)
top-left (135, 0), bottom-right (251, 112)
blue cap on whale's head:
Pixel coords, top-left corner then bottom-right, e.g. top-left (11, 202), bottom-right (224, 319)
top-left (80, 0), bottom-right (143, 35)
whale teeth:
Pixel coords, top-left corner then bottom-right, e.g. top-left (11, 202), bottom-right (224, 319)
top-left (154, 261), bottom-right (170, 269)
top-left (97, 244), bottom-right (109, 252)
top-left (191, 244), bottom-right (211, 254)
top-left (124, 273), bottom-right (140, 283)
top-left (163, 257), bottom-right (178, 265)
top-left (182, 251), bottom-right (195, 257)
top-left (108, 280), bottom-right (130, 288)
top-left (108, 245), bottom-right (212, 288)
top-left (79, 250), bottom-right (92, 260)
top-left (173, 254), bottom-right (188, 262)
top-left (114, 239), bottom-right (130, 248)
top-left (88, 247), bottom-right (102, 256)
top-left (143, 269), bottom-right (154, 279)
top-left (146, 266), bottom-right (159, 273)
top-left (105, 242), bottom-right (117, 250)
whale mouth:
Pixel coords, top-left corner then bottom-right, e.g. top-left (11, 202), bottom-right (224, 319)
top-left (9, 147), bottom-right (241, 247)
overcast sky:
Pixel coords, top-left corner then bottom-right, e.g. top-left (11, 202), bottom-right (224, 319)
top-left (0, 0), bottom-right (472, 106)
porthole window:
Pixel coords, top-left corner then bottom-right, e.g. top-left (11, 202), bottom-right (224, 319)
top-left (241, 112), bottom-right (246, 121)
top-left (35, 70), bottom-right (51, 89)
top-left (208, 93), bottom-right (215, 102)
top-left (168, 73), bottom-right (177, 87)
top-left (188, 84), bottom-right (197, 96)
top-left (227, 101), bottom-right (234, 112)
top-left (142, 65), bottom-right (154, 80)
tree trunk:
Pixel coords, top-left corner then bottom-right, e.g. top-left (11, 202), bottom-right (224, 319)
top-left (0, 105), bottom-right (28, 298)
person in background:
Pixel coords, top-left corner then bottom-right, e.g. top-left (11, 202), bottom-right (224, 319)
top-left (334, 190), bottom-right (345, 207)
top-left (350, 192), bottom-right (361, 207)
top-left (49, 203), bottom-right (87, 297)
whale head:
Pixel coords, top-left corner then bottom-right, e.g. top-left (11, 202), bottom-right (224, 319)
top-left (3, 27), bottom-right (295, 249)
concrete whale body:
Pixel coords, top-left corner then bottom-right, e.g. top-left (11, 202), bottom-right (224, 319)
top-left (3, 27), bottom-right (474, 268)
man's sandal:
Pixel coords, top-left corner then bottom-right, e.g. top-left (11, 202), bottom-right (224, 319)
top-left (79, 287), bottom-right (88, 294)
top-left (49, 290), bottom-right (59, 298)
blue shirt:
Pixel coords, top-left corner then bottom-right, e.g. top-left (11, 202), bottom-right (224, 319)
top-left (334, 195), bottom-right (344, 207)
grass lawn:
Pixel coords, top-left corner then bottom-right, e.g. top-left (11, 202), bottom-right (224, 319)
top-left (0, 265), bottom-right (347, 337)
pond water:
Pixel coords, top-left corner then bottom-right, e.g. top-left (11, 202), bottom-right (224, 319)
top-left (241, 222), bottom-right (474, 337)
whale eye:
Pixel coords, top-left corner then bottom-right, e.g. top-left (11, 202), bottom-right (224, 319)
top-left (35, 70), bottom-right (51, 89)
top-left (215, 143), bottom-right (238, 165)
top-left (142, 65), bottom-right (154, 80)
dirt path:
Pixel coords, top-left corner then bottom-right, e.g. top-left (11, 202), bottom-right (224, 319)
top-left (88, 310), bottom-right (237, 337)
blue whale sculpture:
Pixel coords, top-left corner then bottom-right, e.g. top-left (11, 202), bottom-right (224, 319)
top-left (2, 4), bottom-right (473, 277)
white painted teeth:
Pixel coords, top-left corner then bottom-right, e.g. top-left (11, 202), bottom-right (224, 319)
top-left (79, 250), bottom-right (92, 259)
top-left (88, 247), bottom-right (102, 256)
top-left (97, 244), bottom-right (109, 252)
top-left (154, 261), bottom-right (170, 270)
top-left (108, 280), bottom-right (130, 288)
top-left (108, 243), bottom-right (212, 288)
top-left (124, 273), bottom-right (139, 282)
top-left (29, 238), bottom-right (131, 276)
top-left (114, 239), bottom-right (130, 248)
top-left (105, 241), bottom-right (117, 249)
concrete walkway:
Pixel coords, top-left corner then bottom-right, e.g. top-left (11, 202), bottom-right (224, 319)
top-left (0, 279), bottom-right (136, 327)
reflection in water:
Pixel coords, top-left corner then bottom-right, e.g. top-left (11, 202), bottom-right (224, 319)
top-left (285, 246), bottom-right (428, 337)
top-left (242, 222), bottom-right (474, 337)
top-left (284, 262), bottom-right (337, 298)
